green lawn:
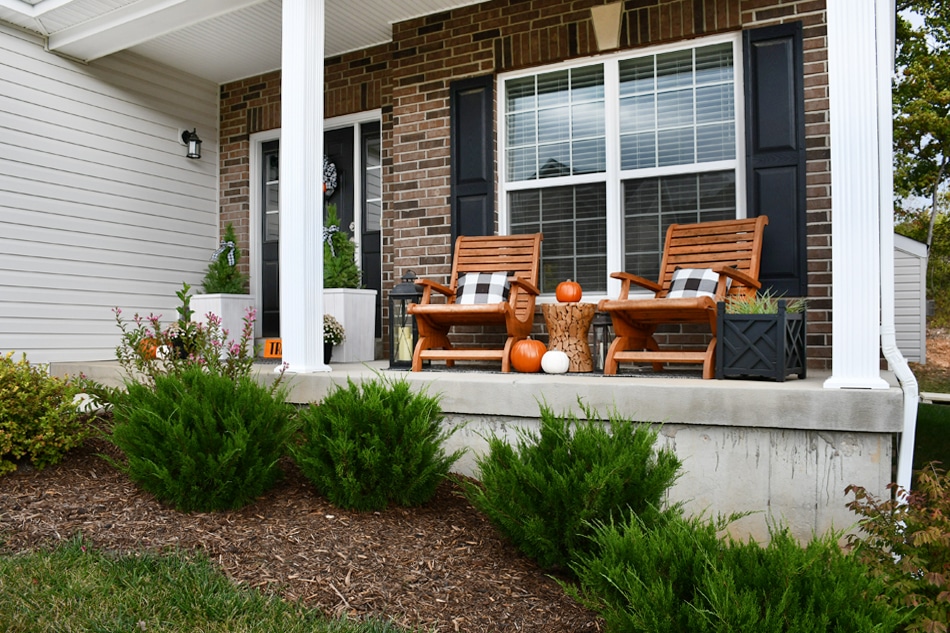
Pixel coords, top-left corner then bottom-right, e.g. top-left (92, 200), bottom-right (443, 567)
top-left (0, 538), bottom-right (414, 633)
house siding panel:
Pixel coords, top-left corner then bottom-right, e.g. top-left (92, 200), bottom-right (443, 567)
top-left (0, 25), bottom-right (219, 363)
top-left (894, 235), bottom-right (927, 364)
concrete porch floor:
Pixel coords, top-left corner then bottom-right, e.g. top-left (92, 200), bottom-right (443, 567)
top-left (52, 359), bottom-right (907, 542)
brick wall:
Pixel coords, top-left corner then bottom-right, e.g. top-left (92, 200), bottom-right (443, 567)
top-left (218, 0), bottom-right (831, 369)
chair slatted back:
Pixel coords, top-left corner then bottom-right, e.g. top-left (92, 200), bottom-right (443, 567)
top-left (657, 217), bottom-right (768, 298)
top-left (450, 233), bottom-right (543, 318)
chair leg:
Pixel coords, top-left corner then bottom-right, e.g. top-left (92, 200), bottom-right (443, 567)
top-left (702, 337), bottom-right (716, 380)
top-left (411, 332), bottom-right (452, 372)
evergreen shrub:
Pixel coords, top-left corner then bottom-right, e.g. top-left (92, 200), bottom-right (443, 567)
top-left (847, 463), bottom-right (950, 632)
top-left (108, 367), bottom-right (296, 512)
top-left (0, 352), bottom-right (87, 475)
top-left (568, 512), bottom-right (907, 633)
top-left (291, 376), bottom-right (463, 511)
top-left (464, 402), bottom-right (682, 571)
top-left (201, 223), bottom-right (249, 294)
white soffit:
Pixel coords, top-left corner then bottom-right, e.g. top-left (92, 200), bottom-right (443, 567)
top-left (0, 0), bottom-right (487, 84)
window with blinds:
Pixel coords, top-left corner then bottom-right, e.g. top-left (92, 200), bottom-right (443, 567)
top-left (502, 36), bottom-right (741, 295)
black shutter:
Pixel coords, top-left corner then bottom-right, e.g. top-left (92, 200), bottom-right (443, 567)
top-left (450, 75), bottom-right (494, 241)
top-left (743, 22), bottom-right (807, 296)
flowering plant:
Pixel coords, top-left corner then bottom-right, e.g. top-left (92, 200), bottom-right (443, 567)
top-left (324, 314), bottom-right (346, 346)
top-left (112, 282), bottom-right (284, 389)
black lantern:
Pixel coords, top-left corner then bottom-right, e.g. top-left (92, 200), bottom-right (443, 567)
top-left (181, 128), bottom-right (202, 159)
top-left (592, 311), bottom-right (612, 373)
top-left (389, 270), bottom-right (422, 369)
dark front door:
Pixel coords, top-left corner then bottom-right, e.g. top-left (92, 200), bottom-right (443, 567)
top-left (259, 125), bottom-right (382, 339)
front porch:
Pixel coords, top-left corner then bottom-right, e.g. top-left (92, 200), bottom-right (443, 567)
top-left (53, 359), bottom-right (904, 543)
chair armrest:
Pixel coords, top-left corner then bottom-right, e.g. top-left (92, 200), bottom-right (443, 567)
top-left (416, 278), bottom-right (454, 303)
top-left (609, 271), bottom-right (661, 300)
top-left (509, 277), bottom-right (540, 296)
top-left (713, 266), bottom-right (761, 290)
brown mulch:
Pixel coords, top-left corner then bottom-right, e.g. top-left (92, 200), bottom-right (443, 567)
top-left (0, 434), bottom-right (601, 633)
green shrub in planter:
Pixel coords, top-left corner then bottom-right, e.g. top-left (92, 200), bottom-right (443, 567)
top-left (464, 402), bottom-right (681, 571)
top-left (291, 376), bottom-right (463, 511)
top-left (0, 352), bottom-right (88, 475)
top-left (108, 368), bottom-right (296, 512)
top-left (568, 512), bottom-right (907, 632)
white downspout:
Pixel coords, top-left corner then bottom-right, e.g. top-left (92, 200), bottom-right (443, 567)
top-left (876, 0), bottom-right (919, 492)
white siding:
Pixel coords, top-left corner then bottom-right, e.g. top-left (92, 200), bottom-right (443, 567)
top-left (0, 25), bottom-right (219, 363)
top-left (894, 233), bottom-right (927, 364)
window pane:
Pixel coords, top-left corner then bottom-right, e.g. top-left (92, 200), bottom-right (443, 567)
top-left (572, 102), bottom-right (604, 138)
top-left (657, 89), bottom-right (694, 128)
top-left (695, 43), bottom-right (733, 85)
top-left (509, 183), bottom-right (607, 292)
top-left (508, 146), bottom-right (537, 181)
top-left (507, 112), bottom-right (537, 147)
top-left (266, 153), bottom-right (279, 181)
top-left (619, 56), bottom-right (655, 96)
top-left (538, 107), bottom-right (570, 144)
top-left (538, 143), bottom-right (570, 178)
top-left (571, 65), bottom-right (605, 101)
top-left (538, 70), bottom-right (570, 108)
top-left (656, 50), bottom-right (693, 91)
top-left (696, 84), bottom-right (733, 124)
top-left (620, 94), bottom-right (655, 134)
top-left (572, 138), bottom-right (605, 174)
top-left (620, 133), bottom-right (656, 170)
top-left (507, 76), bottom-right (536, 112)
top-left (697, 122), bottom-right (734, 163)
top-left (657, 127), bottom-right (695, 166)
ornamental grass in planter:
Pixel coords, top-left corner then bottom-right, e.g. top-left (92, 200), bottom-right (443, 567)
top-left (716, 291), bottom-right (807, 382)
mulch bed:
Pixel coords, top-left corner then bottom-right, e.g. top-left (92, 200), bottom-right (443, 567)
top-left (0, 434), bottom-right (601, 633)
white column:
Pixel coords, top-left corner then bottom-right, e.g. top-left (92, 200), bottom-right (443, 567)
top-left (824, 0), bottom-right (889, 389)
top-left (279, 0), bottom-right (328, 372)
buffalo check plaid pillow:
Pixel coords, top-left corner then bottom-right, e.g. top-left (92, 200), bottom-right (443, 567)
top-left (455, 272), bottom-right (511, 304)
top-left (666, 268), bottom-right (727, 299)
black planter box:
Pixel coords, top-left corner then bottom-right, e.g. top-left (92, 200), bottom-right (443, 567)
top-left (716, 300), bottom-right (806, 381)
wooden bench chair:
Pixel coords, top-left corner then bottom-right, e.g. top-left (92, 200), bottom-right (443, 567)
top-left (597, 216), bottom-right (768, 379)
top-left (408, 233), bottom-right (543, 372)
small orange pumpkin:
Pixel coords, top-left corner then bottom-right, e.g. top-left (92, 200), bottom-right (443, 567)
top-left (138, 337), bottom-right (159, 360)
top-left (510, 338), bottom-right (547, 373)
top-left (555, 279), bottom-right (582, 303)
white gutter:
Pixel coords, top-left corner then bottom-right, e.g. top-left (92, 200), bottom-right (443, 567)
top-left (877, 0), bottom-right (919, 492)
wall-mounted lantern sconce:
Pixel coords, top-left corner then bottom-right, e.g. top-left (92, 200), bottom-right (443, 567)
top-left (181, 128), bottom-right (202, 159)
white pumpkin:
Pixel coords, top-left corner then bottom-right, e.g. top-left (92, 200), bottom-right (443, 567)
top-left (541, 350), bottom-right (570, 374)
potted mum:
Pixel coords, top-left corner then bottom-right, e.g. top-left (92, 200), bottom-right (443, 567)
top-left (323, 313), bottom-right (345, 363)
top-left (716, 291), bottom-right (807, 382)
top-left (323, 203), bottom-right (377, 362)
top-left (190, 223), bottom-right (256, 354)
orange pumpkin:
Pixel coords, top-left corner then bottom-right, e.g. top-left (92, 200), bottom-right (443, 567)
top-left (555, 279), bottom-right (582, 303)
top-left (138, 337), bottom-right (159, 360)
top-left (510, 338), bottom-right (547, 373)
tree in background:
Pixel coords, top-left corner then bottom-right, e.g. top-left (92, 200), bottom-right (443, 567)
top-left (895, 1), bottom-right (950, 325)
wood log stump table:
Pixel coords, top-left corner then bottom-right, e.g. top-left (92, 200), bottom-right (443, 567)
top-left (541, 302), bottom-right (596, 372)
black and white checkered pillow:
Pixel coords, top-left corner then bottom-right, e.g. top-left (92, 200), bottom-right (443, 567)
top-left (666, 268), bottom-right (726, 299)
top-left (456, 272), bottom-right (511, 304)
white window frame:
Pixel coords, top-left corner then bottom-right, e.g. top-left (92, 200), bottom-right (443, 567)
top-left (497, 32), bottom-right (746, 300)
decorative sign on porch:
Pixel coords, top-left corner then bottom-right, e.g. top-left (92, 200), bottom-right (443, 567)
top-left (263, 338), bottom-right (282, 359)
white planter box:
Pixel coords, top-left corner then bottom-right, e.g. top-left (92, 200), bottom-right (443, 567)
top-left (190, 293), bottom-right (256, 353)
top-left (324, 288), bottom-right (377, 362)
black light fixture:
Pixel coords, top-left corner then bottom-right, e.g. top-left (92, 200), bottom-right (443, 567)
top-left (389, 270), bottom-right (422, 369)
top-left (181, 128), bottom-right (202, 159)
